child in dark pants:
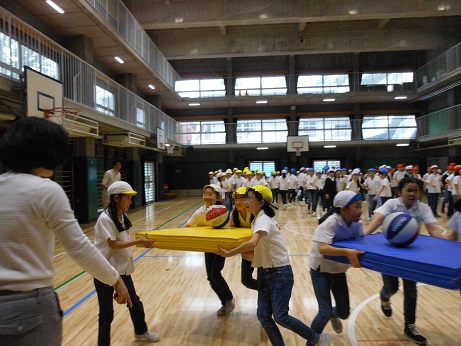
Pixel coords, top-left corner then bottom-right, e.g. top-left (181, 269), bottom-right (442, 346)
top-left (94, 181), bottom-right (159, 345)
top-left (229, 186), bottom-right (257, 290)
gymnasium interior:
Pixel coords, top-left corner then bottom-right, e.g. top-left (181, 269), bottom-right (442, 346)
top-left (0, 1), bottom-right (460, 345)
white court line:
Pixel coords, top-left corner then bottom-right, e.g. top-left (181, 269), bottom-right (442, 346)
top-left (348, 283), bottom-right (426, 346)
top-left (434, 224), bottom-right (449, 236)
top-left (283, 219), bottom-right (316, 237)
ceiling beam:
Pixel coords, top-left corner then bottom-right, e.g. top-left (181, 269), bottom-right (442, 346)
top-left (377, 18), bottom-right (391, 29)
top-left (155, 26), bottom-right (461, 60)
top-left (131, 0), bottom-right (461, 30)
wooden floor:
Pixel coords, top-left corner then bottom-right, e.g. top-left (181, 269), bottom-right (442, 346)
top-left (54, 196), bottom-right (460, 346)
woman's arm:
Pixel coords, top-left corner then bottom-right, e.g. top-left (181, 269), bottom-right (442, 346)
top-left (216, 232), bottom-right (262, 257)
top-left (318, 242), bottom-right (365, 268)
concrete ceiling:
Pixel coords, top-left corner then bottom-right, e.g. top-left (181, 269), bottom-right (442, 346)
top-left (10, 0), bottom-right (461, 114)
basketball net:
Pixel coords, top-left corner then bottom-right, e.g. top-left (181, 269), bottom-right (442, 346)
top-left (43, 107), bottom-right (80, 125)
top-left (166, 144), bottom-right (176, 154)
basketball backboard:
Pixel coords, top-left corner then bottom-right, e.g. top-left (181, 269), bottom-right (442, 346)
top-left (25, 66), bottom-right (63, 124)
top-left (157, 128), bottom-right (165, 150)
top-left (287, 135), bottom-right (309, 155)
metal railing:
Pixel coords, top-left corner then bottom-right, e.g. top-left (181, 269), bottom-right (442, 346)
top-left (416, 104), bottom-right (461, 138)
top-left (0, 6), bottom-right (177, 140)
top-left (415, 42), bottom-right (461, 89)
top-left (86, 0), bottom-right (180, 90)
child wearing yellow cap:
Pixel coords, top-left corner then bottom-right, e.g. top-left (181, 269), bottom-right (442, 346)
top-left (217, 185), bottom-right (331, 346)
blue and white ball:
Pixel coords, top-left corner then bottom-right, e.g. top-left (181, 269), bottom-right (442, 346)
top-left (382, 212), bottom-right (419, 247)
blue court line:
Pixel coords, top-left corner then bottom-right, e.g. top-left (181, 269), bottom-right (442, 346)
top-left (60, 201), bottom-right (202, 317)
top-left (62, 248), bottom-right (151, 316)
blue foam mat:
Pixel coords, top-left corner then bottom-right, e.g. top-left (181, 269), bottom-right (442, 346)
top-left (325, 234), bottom-right (461, 290)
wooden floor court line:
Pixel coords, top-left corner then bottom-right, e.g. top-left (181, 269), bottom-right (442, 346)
top-left (55, 197), bottom-right (460, 346)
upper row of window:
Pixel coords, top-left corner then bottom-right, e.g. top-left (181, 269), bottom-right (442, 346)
top-left (176, 116), bottom-right (417, 145)
top-left (175, 73), bottom-right (414, 98)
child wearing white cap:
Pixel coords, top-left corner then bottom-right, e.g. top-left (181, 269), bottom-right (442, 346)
top-left (93, 181), bottom-right (160, 344)
top-left (310, 191), bottom-right (365, 336)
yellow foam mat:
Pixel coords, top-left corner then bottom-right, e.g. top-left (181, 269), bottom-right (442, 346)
top-left (136, 227), bottom-right (252, 253)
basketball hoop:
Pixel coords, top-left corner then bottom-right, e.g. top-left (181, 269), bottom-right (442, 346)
top-left (296, 148), bottom-right (301, 157)
top-left (43, 107), bottom-right (80, 119)
top-left (166, 144), bottom-right (175, 154)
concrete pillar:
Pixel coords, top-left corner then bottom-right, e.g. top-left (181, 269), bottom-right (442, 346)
top-left (351, 104), bottom-right (362, 140)
top-left (146, 95), bottom-right (162, 110)
top-left (118, 73), bottom-right (137, 93)
top-left (64, 35), bottom-right (94, 65)
top-left (226, 107), bottom-right (236, 144)
top-left (288, 55), bottom-right (296, 94)
top-left (226, 57), bottom-right (234, 96)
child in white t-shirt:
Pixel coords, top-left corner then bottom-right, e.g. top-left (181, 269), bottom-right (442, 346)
top-left (447, 198), bottom-right (461, 242)
top-left (310, 191), bottom-right (365, 335)
top-left (94, 181), bottom-right (159, 344)
top-left (217, 185), bottom-right (331, 346)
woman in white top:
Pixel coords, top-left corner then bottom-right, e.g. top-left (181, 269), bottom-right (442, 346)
top-left (0, 117), bottom-right (130, 346)
top-left (217, 186), bottom-right (331, 346)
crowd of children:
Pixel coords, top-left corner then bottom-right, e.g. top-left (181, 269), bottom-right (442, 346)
top-left (206, 162), bottom-right (461, 223)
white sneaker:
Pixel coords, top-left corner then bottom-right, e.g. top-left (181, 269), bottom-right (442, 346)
top-left (312, 212), bottom-right (316, 217)
top-left (367, 217), bottom-right (371, 221)
top-left (135, 331), bottom-right (160, 342)
top-left (316, 333), bottom-right (331, 346)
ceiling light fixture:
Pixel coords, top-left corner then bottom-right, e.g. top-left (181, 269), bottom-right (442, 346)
top-left (188, 103), bottom-right (200, 106)
top-left (394, 96), bottom-right (408, 100)
top-left (396, 143), bottom-right (409, 147)
top-left (114, 56), bottom-right (124, 64)
top-left (164, 143), bottom-right (171, 147)
top-left (324, 145), bottom-right (336, 148)
top-left (148, 84), bottom-right (155, 90)
top-left (257, 147), bottom-right (269, 150)
top-left (323, 98), bottom-right (335, 102)
top-left (46, 0), bottom-right (65, 14)
top-left (256, 100), bottom-right (267, 104)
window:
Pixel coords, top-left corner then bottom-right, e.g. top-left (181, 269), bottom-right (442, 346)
top-left (298, 74), bottom-right (349, 94)
top-left (136, 107), bottom-right (145, 128)
top-left (235, 76), bottom-right (287, 96)
top-left (177, 121), bottom-right (225, 145)
top-left (144, 161), bottom-right (155, 204)
top-left (95, 85), bottom-right (115, 116)
top-left (0, 33), bottom-right (20, 79)
top-left (361, 72), bottom-right (413, 91)
top-left (313, 160), bottom-right (341, 172)
top-left (1, 33), bottom-right (59, 81)
top-left (299, 117), bottom-right (351, 141)
top-left (362, 115), bottom-right (417, 140)
top-left (237, 119), bottom-right (287, 143)
top-left (249, 161), bottom-right (275, 176)
top-left (175, 78), bottom-right (226, 98)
